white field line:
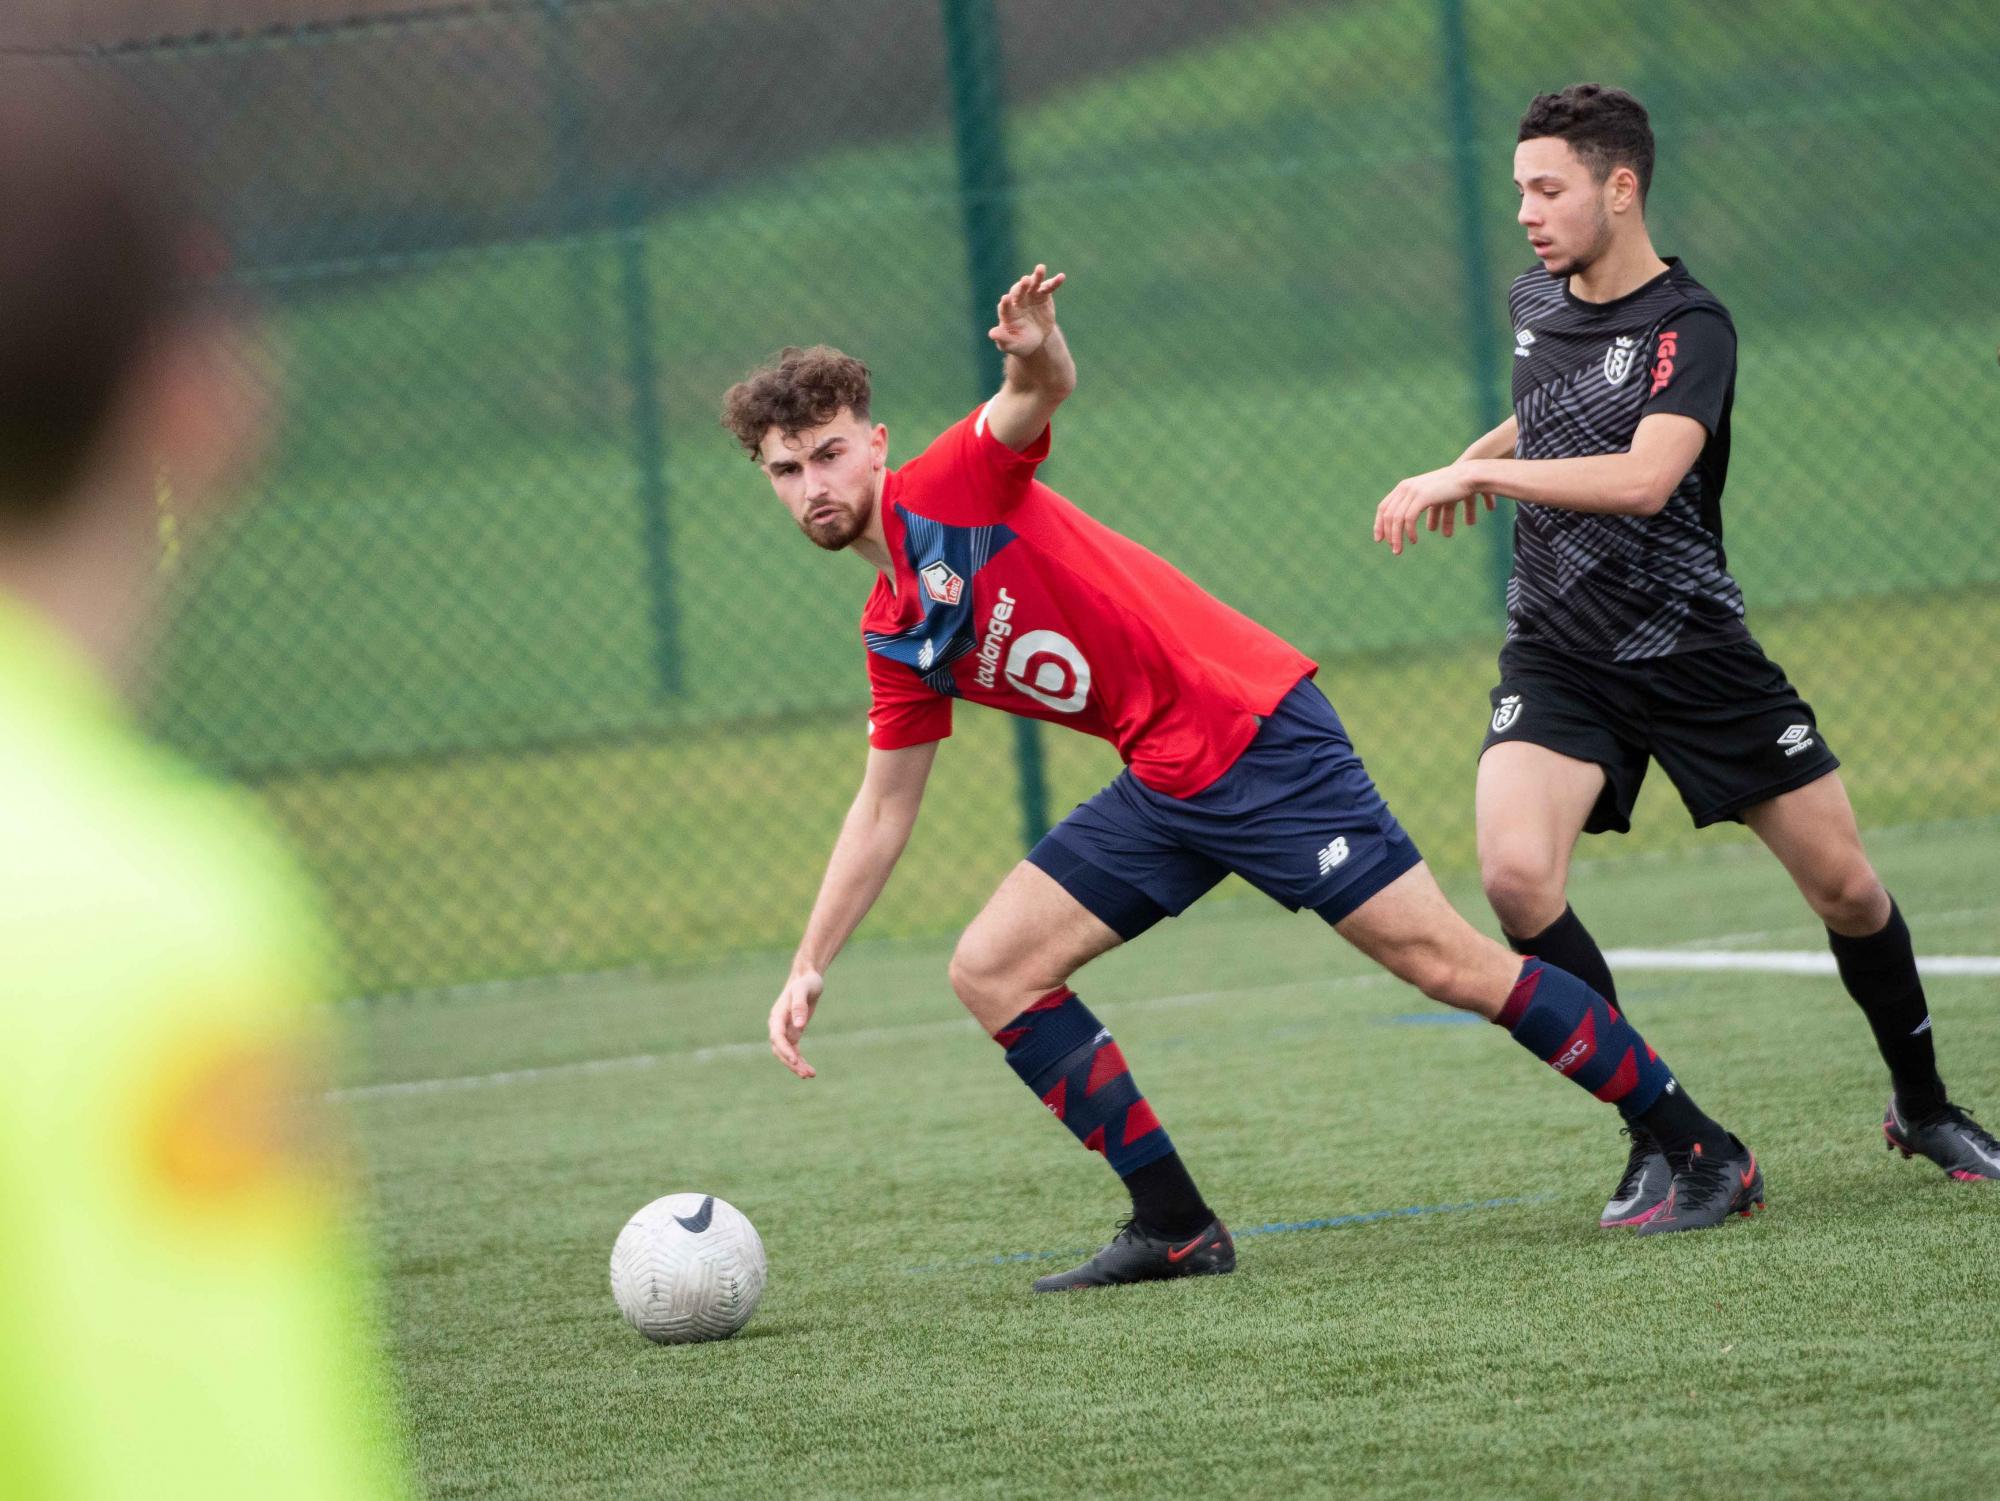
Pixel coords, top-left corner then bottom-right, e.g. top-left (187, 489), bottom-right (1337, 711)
top-left (1669, 906), bottom-right (1999, 952)
top-left (1606, 949), bottom-right (2000, 978)
top-left (328, 975), bottom-right (1390, 1103)
top-left (333, 938), bottom-right (1999, 1105)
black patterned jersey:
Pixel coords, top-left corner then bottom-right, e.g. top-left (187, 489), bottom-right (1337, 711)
top-left (1505, 258), bottom-right (1746, 659)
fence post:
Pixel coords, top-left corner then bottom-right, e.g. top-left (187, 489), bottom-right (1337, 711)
top-left (1438, 0), bottom-right (1513, 618)
top-left (614, 189), bottom-right (682, 698)
top-left (941, 0), bottom-right (1049, 848)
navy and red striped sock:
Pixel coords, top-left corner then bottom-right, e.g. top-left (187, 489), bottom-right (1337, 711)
top-left (995, 987), bottom-right (1210, 1237)
top-left (1495, 959), bottom-right (1729, 1164)
top-left (1494, 958), bottom-right (1658, 1112)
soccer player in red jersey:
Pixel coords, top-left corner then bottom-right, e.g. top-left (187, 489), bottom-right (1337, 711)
top-left (725, 265), bottom-right (1757, 1287)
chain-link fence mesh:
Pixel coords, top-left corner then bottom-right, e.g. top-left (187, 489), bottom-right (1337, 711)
top-left (11, 0), bottom-right (1995, 997)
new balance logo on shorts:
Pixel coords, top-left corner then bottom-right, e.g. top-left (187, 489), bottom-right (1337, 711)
top-left (1778, 723), bottom-right (1816, 757)
top-left (1316, 837), bottom-right (1350, 876)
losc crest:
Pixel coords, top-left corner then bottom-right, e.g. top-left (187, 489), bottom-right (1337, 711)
top-left (919, 560), bottom-right (964, 607)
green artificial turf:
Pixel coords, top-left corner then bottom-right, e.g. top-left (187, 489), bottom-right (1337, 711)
top-left (343, 819), bottom-right (2000, 1498)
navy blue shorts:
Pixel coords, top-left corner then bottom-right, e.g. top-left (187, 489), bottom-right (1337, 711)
top-left (1027, 677), bottom-right (1422, 940)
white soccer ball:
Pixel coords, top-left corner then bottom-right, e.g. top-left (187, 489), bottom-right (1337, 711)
top-left (609, 1193), bottom-right (767, 1345)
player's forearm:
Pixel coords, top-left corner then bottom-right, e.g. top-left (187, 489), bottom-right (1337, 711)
top-left (790, 793), bottom-right (922, 976)
top-left (1003, 325), bottom-right (1077, 404)
top-left (1461, 453), bottom-right (1670, 517)
top-left (1456, 415), bottom-right (1519, 464)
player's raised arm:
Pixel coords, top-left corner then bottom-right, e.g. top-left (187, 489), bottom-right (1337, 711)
top-left (768, 740), bottom-right (940, 1078)
top-left (982, 264), bottom-right (1075, 452)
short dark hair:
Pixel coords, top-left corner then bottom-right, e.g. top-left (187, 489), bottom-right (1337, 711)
top-left (0, 77), bottom-right (203, 523)
top-left (1517, 83), bottom-right (1655, 204)
top-left (721, 346), bottom-right (872, 459)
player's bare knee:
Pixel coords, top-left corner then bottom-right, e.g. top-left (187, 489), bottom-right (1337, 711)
top-left (946, 937), bottom-right (996, 1010)
top-left (1480, 849), bottom-right (1564, 936)
top-left (1385, 943), bottom-right (1467, 1009)
top-left (948, 930), bottom-right (1051, 1023)
top-left (1806, 861), bottom-right (1889, 934)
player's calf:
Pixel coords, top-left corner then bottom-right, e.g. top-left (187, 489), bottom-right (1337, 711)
top-left (1492, 959), bottom-right (1736, 1178)
top-left (1335, 869), bottom-right (1756, 1232)
top-left (991, 986), bottom-right (1220, 1280)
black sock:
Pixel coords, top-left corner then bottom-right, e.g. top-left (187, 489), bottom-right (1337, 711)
top-left (1507, 905), bottom-right (1620, 1011)
top-left (1635, 1081), bottom-right (1732, 1170)
top-left (1122, 1151), bottom-right (1212, 1240)
top-left (1828, 897), bottom-right (1946, 1120)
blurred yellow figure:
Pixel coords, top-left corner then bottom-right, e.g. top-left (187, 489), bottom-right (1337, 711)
top-left (0, 81), bottom-right (407, 1499)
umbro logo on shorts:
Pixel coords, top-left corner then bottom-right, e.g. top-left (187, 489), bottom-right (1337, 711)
top-left (1777, 723), bottom-right (1816, 757)
top-left (1491, 694), bottom-right (1524, 733)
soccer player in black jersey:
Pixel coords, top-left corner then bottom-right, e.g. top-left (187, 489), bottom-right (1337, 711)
top-left (1373, 83), bottom-right (1998, 1230)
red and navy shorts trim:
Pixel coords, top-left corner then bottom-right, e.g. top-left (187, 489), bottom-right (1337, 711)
top-left (1027, 678), bottom-right (1421, 938)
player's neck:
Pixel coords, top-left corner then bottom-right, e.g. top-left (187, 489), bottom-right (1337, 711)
top-left (1567, 234), bottom-right (1670, 305)
top-left (852, 471), bottom-right (893, 584)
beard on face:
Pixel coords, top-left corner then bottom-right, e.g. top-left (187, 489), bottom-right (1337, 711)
top-left (1552, 200), bottom-right (1615, 277)
top-left (797, 495), bottom-right (869, 551)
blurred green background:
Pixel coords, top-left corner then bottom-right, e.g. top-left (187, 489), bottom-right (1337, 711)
top-left (19, 0), bottom-right (1995, 995)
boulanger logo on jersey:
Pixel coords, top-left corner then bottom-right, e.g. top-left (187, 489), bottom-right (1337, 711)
top-left (1004, 630), bottom-right (1091, 713)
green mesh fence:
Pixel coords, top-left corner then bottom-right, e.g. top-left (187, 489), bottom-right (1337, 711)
top-left (12, 0), bottom-right (1996, 996)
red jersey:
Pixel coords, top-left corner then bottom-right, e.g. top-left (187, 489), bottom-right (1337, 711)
top-left (861, 408), bottom-right (1316, 798)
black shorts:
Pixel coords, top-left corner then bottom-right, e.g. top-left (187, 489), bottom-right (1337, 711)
top-left (1479, 636), bottom-right (1841, 834)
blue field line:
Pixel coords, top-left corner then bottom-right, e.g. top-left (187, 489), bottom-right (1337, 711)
top-left (903, 1192), bottom-right (1557, 1274)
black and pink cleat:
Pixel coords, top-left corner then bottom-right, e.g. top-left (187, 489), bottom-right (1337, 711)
top-left (1633, 1135), bottom-right (1764, 1235)
top-left (1884, 1097), bottom-right (2000, 1183)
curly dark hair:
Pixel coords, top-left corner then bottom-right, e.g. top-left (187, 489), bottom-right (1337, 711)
top-left (721, 345), bottom-right (872, 459)
top-left (1517, 83), bottom-right (1654, 204)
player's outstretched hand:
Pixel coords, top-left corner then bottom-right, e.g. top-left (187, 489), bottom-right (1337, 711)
top-left (1373, 463), bottom-right (1489, 555)
top-left (768, 968), bottom-right (824, 1079)
top-left (989, 264), bottom-right (1066, 358)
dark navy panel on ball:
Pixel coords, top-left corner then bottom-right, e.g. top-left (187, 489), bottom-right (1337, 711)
top-left (1029, 677), bottom-right (1421, 933)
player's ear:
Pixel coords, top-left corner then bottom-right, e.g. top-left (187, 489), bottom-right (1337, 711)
top-left (1609, 163), bottom-right (1642, 216)
top-left (869, 422), bottom-right (888, 467)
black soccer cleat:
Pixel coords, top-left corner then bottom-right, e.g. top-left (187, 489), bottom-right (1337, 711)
top-left (1884, 1097), bottom-right (2000, 1182)
top-left (1031, 1217), bottom-right (1235, 1292)
top-left (1633, 1135), bottom-right (1764, 1235)
top-left (1600, 1125), bottom-right (1674, 1228)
